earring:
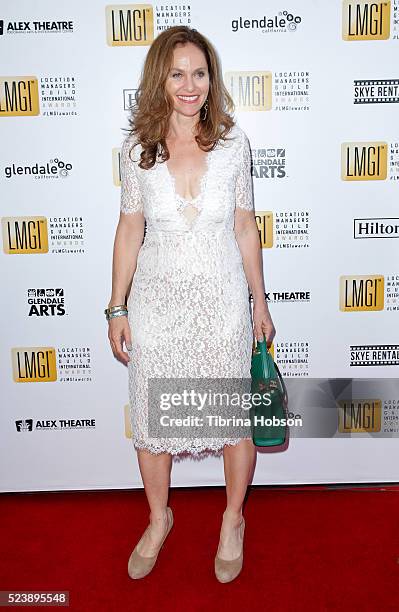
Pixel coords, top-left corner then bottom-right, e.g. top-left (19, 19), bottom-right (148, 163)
top-left (201, 99), bottom-right (209, 121)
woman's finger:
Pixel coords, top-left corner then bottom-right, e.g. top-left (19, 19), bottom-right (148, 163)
top-left (124, 326), bottom-right (132, 351)
top-left (263, 321), bottom-right (276, 348)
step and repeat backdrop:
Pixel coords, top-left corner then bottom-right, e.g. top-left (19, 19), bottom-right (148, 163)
top-left (1, 0), bottom-right (398, 492)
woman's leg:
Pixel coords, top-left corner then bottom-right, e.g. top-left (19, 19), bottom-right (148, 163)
top-left (219, 439), bottom-right (257, 559)
top-left (135, 449), bottom-right (173, 556)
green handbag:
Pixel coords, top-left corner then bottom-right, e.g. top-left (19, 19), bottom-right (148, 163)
top-left (250, 334), bottom-right (288, 447)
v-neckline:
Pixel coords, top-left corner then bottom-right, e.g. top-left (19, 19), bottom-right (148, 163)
top-left (164, 148), bottom-right (213, 204)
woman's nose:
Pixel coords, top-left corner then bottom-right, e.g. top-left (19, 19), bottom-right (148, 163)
top-left (184, 75), bottom-right (195, 91)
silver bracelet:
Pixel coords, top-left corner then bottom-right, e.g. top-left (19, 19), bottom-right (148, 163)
top-left (104, 304), bottom-right (127, 314)
top-left (106, 309), bottom-right (128, 321)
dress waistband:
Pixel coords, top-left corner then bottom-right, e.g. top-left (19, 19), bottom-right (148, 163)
top-left (145, 227), bottom-right (234, 236)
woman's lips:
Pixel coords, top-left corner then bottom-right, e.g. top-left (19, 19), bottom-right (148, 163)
top-left (176, 94), bottom-right (201, 104)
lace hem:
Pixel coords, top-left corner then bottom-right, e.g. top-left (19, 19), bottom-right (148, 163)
top-left (131, 436), bottom-right (252, 457)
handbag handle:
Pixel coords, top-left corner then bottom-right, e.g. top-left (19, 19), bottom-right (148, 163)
top-left (253, 333), bottom-right (288, 405)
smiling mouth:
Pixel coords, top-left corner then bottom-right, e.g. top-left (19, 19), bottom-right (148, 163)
top-left (176, 95), bottom-right (200, 103)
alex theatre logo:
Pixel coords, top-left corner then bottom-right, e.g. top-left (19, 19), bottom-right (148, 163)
top-left (255, 212), bottom-right (274, 248)
top-left (105, 4), bottom-right (154, 46)
top-left (341, 142), bottom-right (387, 180)
top-left (339, 274), bottom-right (384, 311)
top-left (338, 399), bottom-right (381, 432)
top-left (2, 216), bottom-right (48, 253)
top-left (225, 72), bottom-right (272, 111)
top-left (112, 147), bottom-right (122, 186)
top-left (12, 347), bottom-right (57, 382)
top-left (342, 1), bottom-right (390, 40)
top-left (0, 77), bottom-right (39, 116)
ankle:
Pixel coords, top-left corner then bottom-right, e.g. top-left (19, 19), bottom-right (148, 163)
top-left (149, 508), bottom-right (169, 526)
top-left (222, 508), bottom-right (243, 525)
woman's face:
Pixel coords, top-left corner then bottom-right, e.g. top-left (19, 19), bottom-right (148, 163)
top-left (165, 42), bottom-right (210, 119)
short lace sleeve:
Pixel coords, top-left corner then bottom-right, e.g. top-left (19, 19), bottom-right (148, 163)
top-left (120, 136), bottom-right (143, 214)
top-left (235, 130), bottom-right (254, 211)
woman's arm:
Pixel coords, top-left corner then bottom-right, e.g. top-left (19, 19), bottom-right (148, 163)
top-left (234, 209), bottom-right (266, 307)
top-left (108, 136), bottom-right (145, 364)
top-left (108, 211), bottom-right (145, 308)
top-left (234, 129), bottom-right (276, 346)
top-left (234, 210), bottom-right (275, 345)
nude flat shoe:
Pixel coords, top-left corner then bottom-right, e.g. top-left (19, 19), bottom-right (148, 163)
top-left (128, 507), bottom-right (173, 579)
top-left (214, 517), bottom-right (245, 583)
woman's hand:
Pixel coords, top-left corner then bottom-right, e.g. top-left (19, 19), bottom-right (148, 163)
top-left (253, 299), bottom-right (276, 348)
top-left (108, 315), bottom-right (132, 365)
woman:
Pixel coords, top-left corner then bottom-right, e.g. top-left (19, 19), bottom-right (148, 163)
top-left (107, 26), bottom-right (276, 583)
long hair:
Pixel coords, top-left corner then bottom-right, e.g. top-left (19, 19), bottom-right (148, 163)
top-left (126, 26), bottom-right (235, 170)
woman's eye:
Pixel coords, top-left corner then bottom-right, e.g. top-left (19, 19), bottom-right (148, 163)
top-left (172, 72), bottom-right (182, 78)
top-left (196, 71), bottom-right (205, 78)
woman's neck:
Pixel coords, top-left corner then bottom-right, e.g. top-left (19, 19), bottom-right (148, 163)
top-left (166, 111), bottom-right (200, 142)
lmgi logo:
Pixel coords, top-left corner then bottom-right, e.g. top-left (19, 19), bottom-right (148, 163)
top-left (12, 347), bottom-right (57, 382)
top-left (341, 142), bottom-right (387, 180)
top-left (105, 4), bottom-right (154, 46)
top-left (0, 77), bottom-right (39, 116)
top-left (342, 1), bottom-right (390, 40)
top-left (2, 216), bottom-right (48, 253)
top-left (339, 274), bottom-right (384, 311)
top-left (224, 71), bottom-right (272, 111)
top-left (338, 399), bottom-right (381, 432)
top-left (255, 212), bottom-right (274, 248)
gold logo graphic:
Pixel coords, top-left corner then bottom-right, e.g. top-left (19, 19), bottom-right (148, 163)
top-left (0, 77), bottom-right (39, 116)
top-left (342, 1), bottom-right (390, 40)
top-left (12, 347), bottom-right (57, 382)
top-left (124, 404), bottom-right (132, 438)
top-left (253, 340), bottom-right (275, 363)
top-left (268, 343), bottom-right (275, 360)
top-left (341, 142), bottom-right (387, 180)
top-left (2, 216), bottom-right (48, 254)
top-left (225, 71), bottom-right (272, 111)
top-left (105, 4), bottom-right (154, 46)
top-left (338, 399), bottom-right (381, 432)
top-left (255, 212), bottom-right (273, 248)
top-left (113, 147), bottom-right (121, 186)
top-left (339, 274), bottom-right (384, 311)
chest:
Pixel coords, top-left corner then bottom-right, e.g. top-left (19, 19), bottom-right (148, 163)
top-left (164, 141), bottom-right (210, 201)
top-left (136, 135), bottom-right (240, 214)
top-left (165, 140), bottom-right (208, 175)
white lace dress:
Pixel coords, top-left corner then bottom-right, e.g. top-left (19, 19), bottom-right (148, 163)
top-left (119, 122), bottom-right (255, 455)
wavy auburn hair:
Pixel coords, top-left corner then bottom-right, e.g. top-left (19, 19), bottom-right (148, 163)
top-left (126, 26), bottom-right (235, 170)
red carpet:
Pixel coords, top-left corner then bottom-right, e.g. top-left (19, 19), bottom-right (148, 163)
top-left (1, 486), bottom-right (399, 611)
